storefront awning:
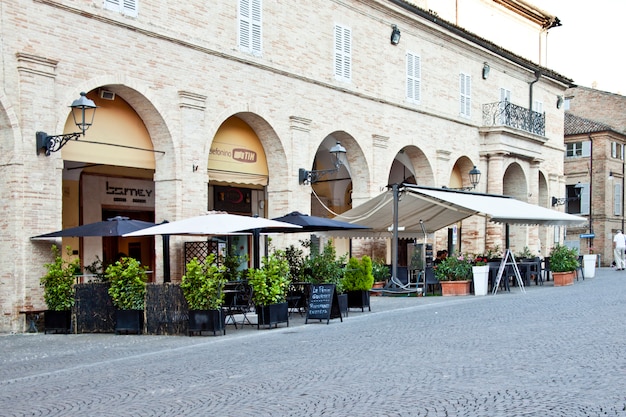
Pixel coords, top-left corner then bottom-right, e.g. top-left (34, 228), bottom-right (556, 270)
top-left (325, 185), bottom-right (587, 239)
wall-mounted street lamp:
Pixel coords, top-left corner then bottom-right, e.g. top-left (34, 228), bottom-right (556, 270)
top-left (482, 62), bottom-right (490, 80)
top-left (298, 141), bottom-right (347, 185)
top-left (390, 24), bottom-right (401, 45)
top-left (551, 182), bottom-right (583, 206)
top-left (443, 166), bottom-right (482, 191)
top-left (36, 92), bottom-right (97, 156)
top-left (468, 166), bottom-right (481, 189)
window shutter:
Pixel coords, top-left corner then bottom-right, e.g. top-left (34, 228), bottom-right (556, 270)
top-left (612, 142), bottom-right (617, 158)
top-left (104, 0), bottom-right (120, 11)
top-left (582, 141), bottom-right (591, 157)
top-left (406, 52), bottom-right (420, 103)
top-left (460, 73), bottom-right (471, 117)
top-left (580, 183), bottom-right (590, 215)
top-left (122, 0), bottom-right (137, 17)
top-left (615, 183), bottom-right (622, 216)
top-left (239, 0), bottom-right (262, 55)
top-left (334, 25), bottom-right (351, 81)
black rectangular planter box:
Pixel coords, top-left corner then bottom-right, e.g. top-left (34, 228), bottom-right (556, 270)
top-left (115, 309), bottom-right (144, 335)
top-left (347, 290), bottom-right (371, 312)
top-left (44, 310), bottom-right (72, 334)
top-left (256, 302), bottom-right (289, 329)
top-left (188, 309), bottom-right (225, 336)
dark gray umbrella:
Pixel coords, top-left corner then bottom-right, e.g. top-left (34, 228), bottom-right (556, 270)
top-left (268, 211), bottom-right (371, 233)
top-left (31, 216), bottom-right (156, 239)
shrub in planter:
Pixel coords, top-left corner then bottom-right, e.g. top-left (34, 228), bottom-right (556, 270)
top-left (106, 257), bottom-right (148, 334)
top-left (181, 254), bottom-right (227, 336)
top-left (248, 249), bottom-right (290, 328)
top-left (303, 241), bottom-right (346, 292)
top-left (549, 244), bottom-right (579, 287)
top-left (343, 255), bottom-right (374, 311)
top-left (40, 245), bottom-right (80, 333)
top-left (549, 244), bottom-right (579, 273)
top-left (181, 254), bottom-right (226, 311)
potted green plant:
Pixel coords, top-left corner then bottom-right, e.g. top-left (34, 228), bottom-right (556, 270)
top-left (434, 254), bottom-right (472, 296)
top-left (549, 244), bottom-right (579, 286)
top-left (516, 246), bottom-right (534, 261)
top-left (371, 258), bottom-right (390, 296)
top-left (40, 245), bottom-right (80, 334)
top-left (248, 248), bottom-right (291, 329)
top-left (105, 257), bottom-right (148, 334)
top-left (181, 254), bottom-right (227, 336)
top-left (303, 241), bottom-right (347, 317)
top-left (343, 255), bottom-right (374, 311)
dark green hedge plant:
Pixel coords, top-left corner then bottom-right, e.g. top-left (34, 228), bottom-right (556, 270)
top-left (106, 257), bottom-right (148, 310)
top-left (40, 245), bottom-right (80, 311)
top-left (181, 254), bottom-right (226, 310)
top-left (343, 255), bottom-right (374, 291)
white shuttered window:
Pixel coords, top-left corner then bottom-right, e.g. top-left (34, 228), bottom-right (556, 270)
top-left (406, 52), bottom-right (421, 103)
top-left (239, 0), bottom-right (262, 56)
top-left (103, 0), bottom-right (138, 17)
top-left (460, 73), bottom-right (471, 117)
top-left (334, 24), bottom-right (351, 82)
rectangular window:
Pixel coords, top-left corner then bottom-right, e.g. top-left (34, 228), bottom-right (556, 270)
top-left (615, 183), bottom-right (622, 216)
top-left (532, 100), bottom-right (544, 114)
top-left (239, 0), bottom-right (262, 56)
top-left (566, 183), bottom-right (589, 215)
top-left (460, 73), bottom-right (471, 117)
top-left (566, 142), bottom-right (582, 157)
top-left (334, 24), bottom-right (351, 82)
top-left (103, 0), bottom-right (138, 17)
top-left (564, 98), bottom-right (571, 111)
top-left (406, 52), bottom-right (421, 103)
top-left (611, 142), bottom-right (624, 160)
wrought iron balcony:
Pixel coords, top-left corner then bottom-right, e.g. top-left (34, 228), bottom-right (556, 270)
top-left (482, 101), bottom-right (545, 136)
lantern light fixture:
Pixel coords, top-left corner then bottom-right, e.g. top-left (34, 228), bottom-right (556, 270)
top-left (36, 92), bottom-right (97, 156)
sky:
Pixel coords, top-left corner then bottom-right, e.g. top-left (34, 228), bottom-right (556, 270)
top-left (539, 0), bottom-right (626, 95)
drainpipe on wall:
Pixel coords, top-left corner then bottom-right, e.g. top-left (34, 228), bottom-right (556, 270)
top-left (528, 70), bottom-right (541, 129)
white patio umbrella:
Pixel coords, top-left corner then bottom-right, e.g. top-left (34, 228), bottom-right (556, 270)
top-left (122, 211), bottom-right (302, 237)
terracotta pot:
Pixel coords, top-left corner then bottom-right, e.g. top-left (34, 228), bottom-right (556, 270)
top-left (553, 271), bottom-right (575, 287)
top-left (371, 281), bottom-right (385, 296)
top-left (440, 280), bottom-right (471, 296)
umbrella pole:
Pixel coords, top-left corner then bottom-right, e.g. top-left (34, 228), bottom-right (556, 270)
top-left (162, 234), bottom-right (170, 283)
top-left (392, 184), bottom-right (399, 285)
top-left (253, 229), bottom-right (260, 269)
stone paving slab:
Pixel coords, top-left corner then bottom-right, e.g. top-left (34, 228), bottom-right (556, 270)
top-left (1, 268), bottom-right (625, 416)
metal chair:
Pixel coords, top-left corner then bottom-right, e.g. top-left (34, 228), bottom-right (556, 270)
top-left (224, 282), bottom-right (254, 328)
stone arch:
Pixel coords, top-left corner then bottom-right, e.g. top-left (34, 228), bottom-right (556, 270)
top-left (0, 91), bottom-right (22, 163)
top-left (449, 156), bottom-right (481, 190)
top-left (503, 162), bottom-right (530, 252)
top-left (389, 146), bottom-right (434, 186)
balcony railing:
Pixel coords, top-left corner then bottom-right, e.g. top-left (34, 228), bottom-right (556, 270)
top-left (482, 101), bottom-right (545, 136)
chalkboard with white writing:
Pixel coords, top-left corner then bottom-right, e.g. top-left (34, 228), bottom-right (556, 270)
top-left (305, 284), bottom-right (342, 324)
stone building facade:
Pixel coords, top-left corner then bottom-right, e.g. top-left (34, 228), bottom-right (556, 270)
top-left (0, 0), bottom-right (571, 332)
top-left (563, 87), bottom-right (626, 266)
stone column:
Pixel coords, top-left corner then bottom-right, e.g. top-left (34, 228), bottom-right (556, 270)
top-left (485, 153), bottom-right (506, 252)
top-left (10, 54), bottom-right (60, 331)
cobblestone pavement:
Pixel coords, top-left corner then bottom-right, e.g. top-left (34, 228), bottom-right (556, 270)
top-left (2, 269), bottom-right (626, 416)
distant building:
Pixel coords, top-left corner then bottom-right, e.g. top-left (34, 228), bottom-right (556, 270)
top-left (564, 86), bottom-right (626, 265)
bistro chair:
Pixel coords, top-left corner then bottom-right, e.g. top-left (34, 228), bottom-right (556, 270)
top-left (223, 282), bottom-right (254, 328)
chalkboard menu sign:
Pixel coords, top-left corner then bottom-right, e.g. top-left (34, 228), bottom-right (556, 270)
top-left (306, 284), bottom-right (343, 324)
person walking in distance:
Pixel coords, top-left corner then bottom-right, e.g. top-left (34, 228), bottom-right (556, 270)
top-left (613, 230), bottom-right (626, 270)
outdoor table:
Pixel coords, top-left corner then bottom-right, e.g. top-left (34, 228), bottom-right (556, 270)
top-left (517, 260), bottom-right (542, 286)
